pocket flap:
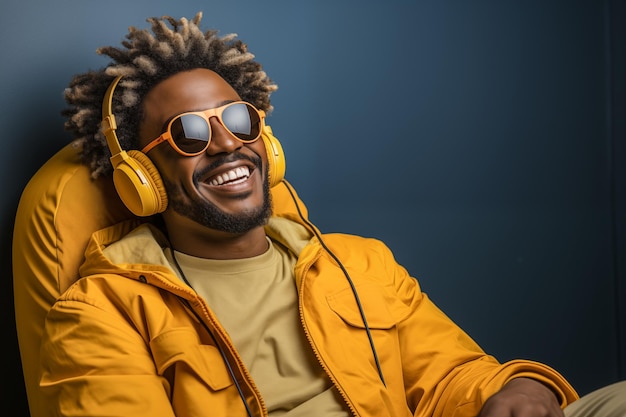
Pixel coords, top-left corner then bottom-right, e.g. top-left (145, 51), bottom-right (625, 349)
top-left (326, 284), bottom-right (398, 329)
top-left (150, 327), bottom-right (234, 391)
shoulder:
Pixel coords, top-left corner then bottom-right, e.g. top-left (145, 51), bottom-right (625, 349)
top-left (310, 232), bottom-right (413, 290)
top-left (319, 232), bottom-right (397, 263)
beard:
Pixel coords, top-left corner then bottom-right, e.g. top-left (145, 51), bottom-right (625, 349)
top-left (161, 154), bottom-right (273, 234)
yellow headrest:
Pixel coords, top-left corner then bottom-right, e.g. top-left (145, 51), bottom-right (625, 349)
top-left (12, 142), bottom-right (134, 416)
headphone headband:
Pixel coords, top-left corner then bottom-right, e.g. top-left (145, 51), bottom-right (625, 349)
top-left (101, 75), bottom-right (124, 158)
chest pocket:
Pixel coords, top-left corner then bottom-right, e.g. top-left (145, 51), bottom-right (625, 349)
top-left (326, 283), bottom-right (407, 329)
top-left (150, 327), bottom-right (234, 391)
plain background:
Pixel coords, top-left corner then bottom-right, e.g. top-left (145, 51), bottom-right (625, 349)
top-left (2, 1), bottom-right (624, 414)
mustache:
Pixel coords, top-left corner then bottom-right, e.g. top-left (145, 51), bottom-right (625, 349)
top-left (193, 151), bottom-right (263, 183)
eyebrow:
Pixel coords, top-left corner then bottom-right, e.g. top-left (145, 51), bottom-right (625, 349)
top-left (159, 99), bottom-right (238, 132)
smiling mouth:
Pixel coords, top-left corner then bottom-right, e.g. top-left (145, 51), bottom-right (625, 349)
top-left (208, 166), bottom-right (251, 186)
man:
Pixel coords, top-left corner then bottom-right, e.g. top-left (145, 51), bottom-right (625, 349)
top-left (35, 12), bottom-right (623, 417)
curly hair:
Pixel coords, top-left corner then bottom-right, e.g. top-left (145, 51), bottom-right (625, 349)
top-left (63, 12), bottom-right (278, 178)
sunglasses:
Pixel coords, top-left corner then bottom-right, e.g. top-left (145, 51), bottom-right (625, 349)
top-left (141, 101), bottom-right (265, 156)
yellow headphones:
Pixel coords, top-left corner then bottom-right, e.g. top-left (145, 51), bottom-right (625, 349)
top-left (101, 75), bottom-right (286, 217)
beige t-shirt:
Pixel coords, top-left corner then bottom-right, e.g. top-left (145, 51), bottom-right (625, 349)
top-left (165, 240), bottom-right (348, 416)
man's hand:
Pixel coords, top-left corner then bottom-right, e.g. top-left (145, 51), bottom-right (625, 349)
top-left (478, 377), bottom-right (564, 417)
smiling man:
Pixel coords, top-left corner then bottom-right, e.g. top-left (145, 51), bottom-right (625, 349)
top-left (31, 12), bottom-right (625, 417)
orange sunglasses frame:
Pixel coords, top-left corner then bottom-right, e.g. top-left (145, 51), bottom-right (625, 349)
top-left (141, 101), bottom-right (266, 156)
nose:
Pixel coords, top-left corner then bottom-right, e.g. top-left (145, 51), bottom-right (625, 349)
top-left (205, 117), bottom-right (242, 155)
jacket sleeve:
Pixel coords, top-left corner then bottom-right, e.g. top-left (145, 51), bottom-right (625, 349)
top-left (39, 281), bottom-right (176, 417)
top-left (377, 239), bottom-right (579, 417)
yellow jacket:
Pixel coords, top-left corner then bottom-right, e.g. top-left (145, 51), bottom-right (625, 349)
top-left (39, 184), bottom-right (578, 417)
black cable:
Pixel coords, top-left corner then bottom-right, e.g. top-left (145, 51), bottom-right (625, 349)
top-left (281, 180), bottom-right (387, 387)
top-left (171, 252), bottom-right (255, 417)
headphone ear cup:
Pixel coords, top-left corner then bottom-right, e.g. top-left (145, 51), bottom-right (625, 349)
top-left (111, 150), bottom-right (168, 217)
top-left (101, 75), bottom-right (168, 217)
top-left (262, 125), bottom-right (285, 188)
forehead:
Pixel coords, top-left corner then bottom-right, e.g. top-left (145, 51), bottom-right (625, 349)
top-left (142, 68), bottom-right (241, 125)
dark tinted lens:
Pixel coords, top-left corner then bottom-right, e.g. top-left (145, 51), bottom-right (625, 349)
top-left (171, 114), bottom-right (210, 153)
top-left (222, 103), bottom-right (261, 141)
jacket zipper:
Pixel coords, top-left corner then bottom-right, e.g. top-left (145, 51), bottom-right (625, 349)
top-left (296, 249), bottom-right (359, 417)
top-left (190, 296), bottom-right (269, 416)
top-left (145, 272), bottom-right (269, 416)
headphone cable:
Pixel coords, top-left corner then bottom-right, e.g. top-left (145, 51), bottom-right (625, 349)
top-left (281, 180), bottom-right (387, 387)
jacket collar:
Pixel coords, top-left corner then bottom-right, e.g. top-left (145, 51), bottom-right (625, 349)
top-left (79, 213), bottom-right (317, 284)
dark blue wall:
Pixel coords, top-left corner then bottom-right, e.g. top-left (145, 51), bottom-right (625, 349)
top-left (3, 1), bottom-right (623, 414)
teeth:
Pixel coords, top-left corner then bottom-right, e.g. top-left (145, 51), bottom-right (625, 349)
top-left (209, 166), bottom-right (251, 186)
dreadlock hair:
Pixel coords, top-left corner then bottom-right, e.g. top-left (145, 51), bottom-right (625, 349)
top-left (63, 12), bottom-right (278, 178)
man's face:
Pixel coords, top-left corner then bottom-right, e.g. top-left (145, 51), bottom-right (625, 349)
top-left (138, 68), bottom-right (271, 235)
